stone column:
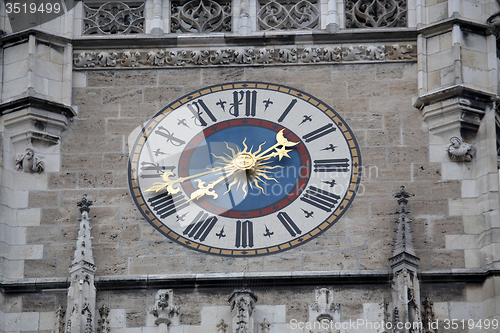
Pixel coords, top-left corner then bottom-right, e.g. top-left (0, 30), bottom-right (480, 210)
top-left (238, 0), bottom-right (251, 35)
top-left (151, 0), bottom-right (164, 36)
top-left (325, 0), bottom-right (339, 32)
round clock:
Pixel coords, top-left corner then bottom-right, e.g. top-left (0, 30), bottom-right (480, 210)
top-left (128, 82), bottom-right (361, 257)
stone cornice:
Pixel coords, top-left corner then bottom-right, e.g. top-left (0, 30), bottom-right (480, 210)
top-left (1, 268), bottom-right (499, 293)
top-left (0, 28), bottom-right (72, 47)
top-left (0, 96), bottom-right (77, 118)
top-left (73, 42), bottom-right (417, 70)
top-left (71, 28), bottom-right (418, 50)
top-left (417, 17), bottom-right (494, 38)
top-left (414, 85), bottom-right (498, 110)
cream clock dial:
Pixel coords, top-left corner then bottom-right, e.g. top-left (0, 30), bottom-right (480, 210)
top-left (128, 82), bottom-right (361, 256)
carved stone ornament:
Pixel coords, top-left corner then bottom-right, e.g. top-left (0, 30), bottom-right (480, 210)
top-left (345, 0), bottom-right (407, 28)
top-left (447, 137), bottom-right (475, 162)
top-left (83, 1), bottom-right (145, 35)
top-left (15, 148), bottom-right (44, 173)
top-left (229, 289), bottom-right (258, 333)
top-left (98, 305), bottom-right (110, 333)
top-left (260, 318), bottom-right (271, 333)
top-left (149, 289), bottom-right (181, 326)
top-left (258, 0), bottom-right (319, 31)
top-left (309, 288), bottom-right (340, 323)
top-left (55, 305), bottom-right (66, 333)
top-left (217, 319), bottom-right (229, 333)
top-left (74, 43), bottom-right (416, 69)
top-left (422, 297), bottom-right (436, 333)
top-left (171, 0), bottom-right (231, 33)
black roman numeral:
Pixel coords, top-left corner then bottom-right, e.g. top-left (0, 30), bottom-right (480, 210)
top-left (229, 91), bottom-right (257, 117)
top-left (148, 191), bottom-right (189, 219)
top-left (235, 220), bottom-right (254, 248)
top-left (140, 162), bottom-right (175, 178)
top-left (277, 212), bottom-right (302, 237)
top-left (182, 211), bottom-right (218, 242)
top-left (300, 186), bottom-right (340, 212)
top-left (302, 123), bottom-right (336, 142)
top-left (187, 99), bottom-right (217, 126)
top-left (314, 158), bottom-right (349, 172)
top-left (277, 99), bottom-right (297, 122)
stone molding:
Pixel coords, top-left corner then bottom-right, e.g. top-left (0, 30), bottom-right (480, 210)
top-left (4, 268), bottom-right (498, 293)
top-left (415, 87), bottom-right (495, 138)
top-left (73, 42), bottom-right (416, 69)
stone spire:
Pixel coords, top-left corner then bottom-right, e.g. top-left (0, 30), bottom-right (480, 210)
top-left (389, 186), bottom-right (420, 273)
top-left (65, 194), bottom-right (97, 333)
top-left (389, 186), bottom-right (423, 333)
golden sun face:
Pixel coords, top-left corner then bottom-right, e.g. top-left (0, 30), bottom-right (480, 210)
top-left (211, 139), bottom-right (282, 197)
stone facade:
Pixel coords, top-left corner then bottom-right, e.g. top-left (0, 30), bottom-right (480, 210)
top-left (1, 0), bottom-right (500, 332)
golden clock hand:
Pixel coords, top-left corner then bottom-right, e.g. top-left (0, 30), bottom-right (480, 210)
top-left (255, 129), bottom-right (299, 162)
top-left (187, 168), bottom-right (238, 202)
top-left (145, 165), bottom-right (231, 194)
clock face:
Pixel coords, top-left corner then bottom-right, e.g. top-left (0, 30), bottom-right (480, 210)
top-left (128, 82), bottom-right (361, 257)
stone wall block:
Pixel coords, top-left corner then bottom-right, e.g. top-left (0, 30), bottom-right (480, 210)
top-left (48, 172), bottom-right (78, 189)
top-left (73, 88), bottom-right (102, 105)
top-left (431, 250), bottom-right (465, 268)
top-left (89, 136), bottom-right (124, 153)
top-left (263, 253), bottom-right (302, 271)
top-left (28, 191), bottom-right (59, 208)
top-left (24, 259), bottom-right (57, 278)
top-left (102, 88), bottom-right (143, 104)
top-left (120, 241), bottom-right (148, 257)
top-left (107, 118), bottom-right (147, 136)
top-left (143, 86), bottom-right (184, 104)
top-left (78, 171), bottom-right (114, 188)
top-left (388, 147), bottom-right (428, 164)
top-left (412, 163), bottom-right (442, 180)
top-left (26, 226), bottom-right (59, 244)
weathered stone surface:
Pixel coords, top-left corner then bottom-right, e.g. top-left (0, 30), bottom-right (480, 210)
top-left (28, 191), bottom-right (59, 208)
top-left (24, 259), bottom-right (57, 278)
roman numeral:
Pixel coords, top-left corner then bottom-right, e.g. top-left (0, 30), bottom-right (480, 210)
top-left (235, 220), bottom-right (254, 248)
top-left (187, 99), bottom-right (217, 126)
top-left (139, 162), bottom-right (175, 178)
top-left (300, 186), bottom-right (340, 212)
top-left (277, 212), bottom-right (302, 237)
top-left (182, 211), bottom-right (218, 242)
top-left (302, 123), bottom-right (336, 142)
top-left (148, 191), bottom-right (189, 219)
top-left (314, 158), bottom-right (350, 172)
top-left (277, 99), bottom-right (297, 122)
top-left (229, 90), bottom-right (258, 117)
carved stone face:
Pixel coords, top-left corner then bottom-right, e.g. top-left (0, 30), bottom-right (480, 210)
top-left (25, 149), bottom-right (34, 160)
top-left (450, 137), bottom-right (461, 147)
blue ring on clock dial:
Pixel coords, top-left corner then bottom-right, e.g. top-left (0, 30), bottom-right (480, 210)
top-left (179, 119), bottom-right (311, 218)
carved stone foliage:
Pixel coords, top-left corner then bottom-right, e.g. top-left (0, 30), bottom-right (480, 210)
top-left (15, 148), bottom-right (44, 173)
top-left (258, 0), bottom-right (319, 31)
top-left (98, 305), bottom-right (110, 333)
top-left (74, 43), bottom-right (416, 69)
top-left (229, 289), bottom-right (258, 333)
top-left (345, 0), bottom-right (407, 28)
top-left (171, 0), bottom-right (231, 33)
top-left (83, 2), bottom-right (145, 35)
top-left (447, 137), bottom-right (475, 162)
